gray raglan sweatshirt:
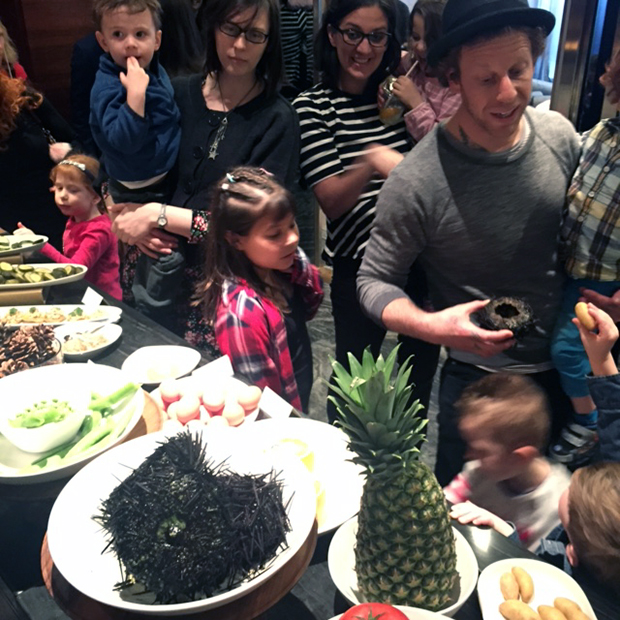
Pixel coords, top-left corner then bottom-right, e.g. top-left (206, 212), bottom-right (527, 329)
top-left (357, 108), bottom-right (581, 368)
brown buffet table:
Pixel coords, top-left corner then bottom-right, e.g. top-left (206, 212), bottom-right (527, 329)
top-left (0, 280), bottom-right (618, 620)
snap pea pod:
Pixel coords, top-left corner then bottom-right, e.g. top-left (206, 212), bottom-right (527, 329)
top-left (89, 383), bottom-right (140, 415)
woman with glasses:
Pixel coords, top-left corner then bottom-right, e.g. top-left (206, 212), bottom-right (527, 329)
top-left (110, 0), bottom-right (300, 353)
top-left (293, 0), bottom-right (440, 422)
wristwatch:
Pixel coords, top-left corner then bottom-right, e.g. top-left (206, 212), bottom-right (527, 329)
top-left (157, 203), bottom-right (168, 229)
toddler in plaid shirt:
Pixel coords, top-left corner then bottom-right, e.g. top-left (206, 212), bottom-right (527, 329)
top-left (550, 46), bottom-right (620, 468)
top-left (196, 166), bottom-right (323, 413)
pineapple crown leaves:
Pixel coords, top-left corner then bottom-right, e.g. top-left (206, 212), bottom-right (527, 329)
top-left (327, 346), bottom-right (428, 476)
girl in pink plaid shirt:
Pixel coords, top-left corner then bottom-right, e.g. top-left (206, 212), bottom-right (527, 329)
top-left (196, 167), bottom-right (323, 412)
top-left (389, 0), bottom-right (460, 142)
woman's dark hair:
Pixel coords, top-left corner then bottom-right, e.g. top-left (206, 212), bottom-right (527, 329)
top-left (159, 0), bottom-right (204, 77)
top-left (197, 166), bottom-right (296, 319)
top-left (411, 0), bottom-right (446, 52)
top-left (199, 0), bottom-right (283, 98)
top-left (315, 0), bottom-right (401, 92)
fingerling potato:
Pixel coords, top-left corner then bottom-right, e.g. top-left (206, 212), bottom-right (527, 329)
top-left (499, 600), bottom-right (541, 620)
top-left (512, 566), bottom-right (534, 603)
top-left (554, 598), bottom-right (589, 620)
top-left (500, 571), bottom-right (520, 600)
top-left (538, 605), bottom-right (568, 620)
top-left (575, 302), bottom-right (596, 330)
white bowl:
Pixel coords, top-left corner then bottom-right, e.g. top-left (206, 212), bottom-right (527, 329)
top-left (121, 345), bottom-right (201, 385)
top-left (0, 369), bottom-right (90, 453)
top-left (328, 517), bottom-right (478, 617)
top-left (55, 322), bottom-right (122, 360)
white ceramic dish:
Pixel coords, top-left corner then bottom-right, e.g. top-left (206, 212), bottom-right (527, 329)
top-left (0, 377), bottom-right (90, 453)
top-left (47, 429), bottom-right (317, 616)
top-left (0, 304), bottom-right (122, 328)
top-left (151, 375), bottom-right (260, 426)
top-left (477, 558), bottom-right (597, 620)
top-left (55, 322), bottom-right (122, 360)
top-left (0, 234), bottom-right (48, 257)
top-left (0, 363), bottom-right (144, 484)
top-left (237, 418), bottom-right (365, 536)
top-left (121, 346), bottom-right (201, 385)
top-left (328, 517), bottom-right (478, 617)
top-left (0, 263), bottom-right (87, 290)
top-left (330, 607), bottom-right (449, 620)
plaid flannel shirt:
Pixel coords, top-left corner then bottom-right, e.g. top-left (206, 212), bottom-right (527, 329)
top-left (562, 117), bottom-right (620, 280)
top-left (214, 248), bottom-right (323, 411)
top-left (398, 56), bottom-right (461, 143)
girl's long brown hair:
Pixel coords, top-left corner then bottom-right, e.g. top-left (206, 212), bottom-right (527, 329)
top-left (0, 73), bottom-right (42, 149)
top-left (195, 166), bottom-right (296, 321)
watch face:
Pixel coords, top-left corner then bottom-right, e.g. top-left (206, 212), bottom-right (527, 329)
top-left (157, 216), bottom-right (167, 228)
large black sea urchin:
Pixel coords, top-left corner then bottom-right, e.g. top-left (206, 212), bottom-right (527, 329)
top-left (95, 430), bottom-right (290, 604)
top-left (476, 296), bottom-right (534, 339)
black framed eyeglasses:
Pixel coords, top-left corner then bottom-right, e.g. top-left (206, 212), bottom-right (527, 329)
top-left (332, 26), bottom-right (391, 48)
top-left (219, 22), bottom-right (269, 45)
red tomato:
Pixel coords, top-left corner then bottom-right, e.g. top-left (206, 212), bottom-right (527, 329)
top-left (341, 603), bottom-right (409, 620)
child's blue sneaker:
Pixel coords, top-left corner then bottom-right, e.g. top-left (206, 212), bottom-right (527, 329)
top-left (550, 423), bottom-right (598, 469)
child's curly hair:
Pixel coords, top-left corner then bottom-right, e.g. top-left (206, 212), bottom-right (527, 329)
top-left (0, 73), bottom-right (42, 150)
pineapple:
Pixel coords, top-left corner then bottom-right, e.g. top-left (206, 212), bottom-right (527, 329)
top-left (329, 347), bottom-right (457, 611)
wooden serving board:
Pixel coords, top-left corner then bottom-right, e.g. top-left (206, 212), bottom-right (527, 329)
top-left (41, 521), bottom-right (318, 620)
top-left (0, 391), bottom-right (162, 502)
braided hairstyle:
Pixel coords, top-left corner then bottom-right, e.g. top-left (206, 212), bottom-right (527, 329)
top-left (196, 166), bottom-right (296, 320)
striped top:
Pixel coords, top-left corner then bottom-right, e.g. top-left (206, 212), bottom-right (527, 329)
top-left (281, 6), bottom-right (314, 94)
top-left (293, 84), bottom-right (412, 262)
top-left (562, 117), bottom-right (620, 280)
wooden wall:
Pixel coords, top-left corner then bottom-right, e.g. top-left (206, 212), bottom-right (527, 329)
top-left (1, 0), bottom-right (94, 120)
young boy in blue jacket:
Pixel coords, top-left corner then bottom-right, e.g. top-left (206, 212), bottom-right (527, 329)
top-left (91, 0), bottom-right (182, 326)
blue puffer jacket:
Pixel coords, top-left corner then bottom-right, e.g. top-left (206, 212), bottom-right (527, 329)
top-left (90, 54), bottom-right (180, 182)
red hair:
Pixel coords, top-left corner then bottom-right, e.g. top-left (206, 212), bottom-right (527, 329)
top-left (0, 73), bottom-right (42, 149)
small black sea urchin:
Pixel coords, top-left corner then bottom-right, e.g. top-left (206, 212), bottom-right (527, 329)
top-left (95, 430), bottom-right (291, 604)
top-left (476, 296), bottom-right (534, 339)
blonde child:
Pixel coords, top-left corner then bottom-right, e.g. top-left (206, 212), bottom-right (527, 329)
top-left (444, 373), bottom-right (571, 551)
top-left (197, 167), bottom-right (323, 412)
top-left (550, 47), bottom-right (620, 467)
top-left (389, 0), bottom-right (460, 142)
top-left (15, 155), bottom-right (121, 299)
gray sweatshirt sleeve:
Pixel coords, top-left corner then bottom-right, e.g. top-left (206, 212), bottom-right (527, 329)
top-left (357, 134), bottom-right (447, 326)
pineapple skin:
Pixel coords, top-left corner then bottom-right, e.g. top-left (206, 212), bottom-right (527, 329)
top-left (355, 463), bottom-right (458, 611)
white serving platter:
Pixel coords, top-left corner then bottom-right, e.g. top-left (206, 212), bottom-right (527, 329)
top-left (477, 558), bottom-right (597, 620)
top-left (55, 322), bottom-right (123, 360)
top-left (0, 363), bottom-right (144, 484)
top-left (0, 234), bottom-right (48, 257)
top-left (47, 429), bottom-right (317, 615)
top-left (121, 345), bottom-right (202, 385)
top-left (239, 418), bottom-right (365, 536)
top-left (328, 517), bottom-right (478, 617)
top-left (0, 304), bottom-right (122, 328)
top-left (0, 263), bottom-right (87, 290)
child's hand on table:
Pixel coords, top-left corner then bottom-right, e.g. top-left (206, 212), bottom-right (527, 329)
top-left (450, 501), bottom-right (514, 537)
